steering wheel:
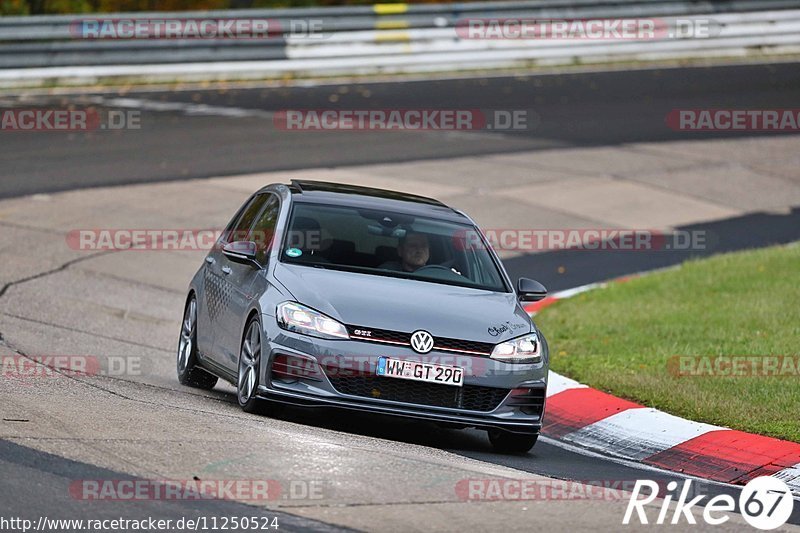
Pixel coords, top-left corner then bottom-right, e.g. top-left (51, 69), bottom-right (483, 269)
top-left (415, 264), bottom-right (450, 272)
top-left (415, 264), bottom-right (462, 275)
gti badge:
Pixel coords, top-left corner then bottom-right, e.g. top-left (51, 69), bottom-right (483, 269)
top-left (410, 330), bottom-right (434, 354)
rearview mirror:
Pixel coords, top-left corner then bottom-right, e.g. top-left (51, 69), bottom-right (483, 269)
top-left (517, 278), bottom-right (547, 302)
top-left (222, 241), bottom-right (260, 268)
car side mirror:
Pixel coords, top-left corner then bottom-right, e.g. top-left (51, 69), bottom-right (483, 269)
top-left (517, 278), bottom-right (547, 302)
top-left (222, 241), bottom-right (261, 268)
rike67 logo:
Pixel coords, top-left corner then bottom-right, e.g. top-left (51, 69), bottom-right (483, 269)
top-left (623, 476), bottom-right (794, 529)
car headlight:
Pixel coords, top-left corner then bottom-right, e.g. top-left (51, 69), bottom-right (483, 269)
top-left (490, 332), bottom-right (541, 363)
top-left (276, 301), bottom-right (349, 340)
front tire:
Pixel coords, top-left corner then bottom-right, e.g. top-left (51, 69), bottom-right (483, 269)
top-left (488, 430), bottom-right (538, 454)
top-left (237, 317), bottom-right (267, 414)
top-left (177, 295), bottom-right (218, 390)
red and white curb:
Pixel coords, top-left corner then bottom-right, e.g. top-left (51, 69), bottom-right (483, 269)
top-left (525, 279), bottom-right (800, 496)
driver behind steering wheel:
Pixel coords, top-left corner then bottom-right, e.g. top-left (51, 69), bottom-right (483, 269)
top-left (380, 231), bottom-right (430, 272)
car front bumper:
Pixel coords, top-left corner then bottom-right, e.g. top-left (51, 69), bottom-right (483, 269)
top-left (257, 324), bottom-right (549, 435)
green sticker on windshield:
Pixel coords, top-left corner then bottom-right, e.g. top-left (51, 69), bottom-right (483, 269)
top-left (286, 248), bottom-right (303, 258)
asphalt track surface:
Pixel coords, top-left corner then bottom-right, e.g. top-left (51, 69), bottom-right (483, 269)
top-left (505, 205), bottom-right (800, 292)
top-left (2, 61), bottom-right (800, 199)
top-left (4, 406), bottom-right (800, 527)
top-left (2, 62), bottom-right (800, 528)
top-left (0, 440), bottom-right (349, 532)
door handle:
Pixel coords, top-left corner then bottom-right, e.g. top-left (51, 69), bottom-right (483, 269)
top-left (205, 256), bottom-right (215, 265)
top-left (221, 266), bottom-right (232, 275)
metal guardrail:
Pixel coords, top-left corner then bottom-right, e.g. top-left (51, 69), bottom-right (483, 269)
top-left (1, 0), bottom-right (800, 84)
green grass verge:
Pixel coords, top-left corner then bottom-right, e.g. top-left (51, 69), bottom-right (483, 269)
top-left (535, 243), bottom-right (800, 442)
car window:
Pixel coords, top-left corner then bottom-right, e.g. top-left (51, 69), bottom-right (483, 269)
top-left (280, 202), bottom-right (508, 292)
top-left (250, 195), bottom-right (280, 264)
top-left (221, 194), bottom-right (268, 244)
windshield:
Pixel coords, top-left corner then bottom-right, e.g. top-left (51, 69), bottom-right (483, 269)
top-left (280, 202), bottom-right (508, 292)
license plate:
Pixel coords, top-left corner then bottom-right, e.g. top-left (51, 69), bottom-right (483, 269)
top-left (376, 357), bottom-right (464, 387)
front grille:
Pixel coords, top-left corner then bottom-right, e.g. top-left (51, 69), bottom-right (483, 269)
top-left (349, 326), bottom-right (409, 345)
top-left (327, 375), bottom-right (509, 412)
top-left (271, 353), bottom-right (323, 382)
top-left (347, 325), bottom-right (494, 356)
top-left (435, 336), bottom-right (494, 355)
top-left (505, 387), bottom-right (546, 416)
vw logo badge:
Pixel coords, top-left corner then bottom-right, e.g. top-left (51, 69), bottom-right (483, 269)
top-left (410, 330), bottom-right (434, 354)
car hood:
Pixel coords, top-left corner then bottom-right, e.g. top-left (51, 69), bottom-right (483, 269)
top-left (273, 263), bottom-right (532, 343)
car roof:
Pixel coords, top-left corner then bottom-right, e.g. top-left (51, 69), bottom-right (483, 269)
top-left (278, 180), bottom-right (471, 223)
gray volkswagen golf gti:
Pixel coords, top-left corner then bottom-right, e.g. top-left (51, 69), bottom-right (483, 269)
top-left (177, 180), bottom-right (550, 453)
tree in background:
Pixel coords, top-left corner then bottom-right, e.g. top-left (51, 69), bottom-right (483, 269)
top-left (2, 0), bottom-right (30, 14)
top-left (94, 0), bottom-right (230, 12)
top-left (3, 0), bottom-right (451, 15)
